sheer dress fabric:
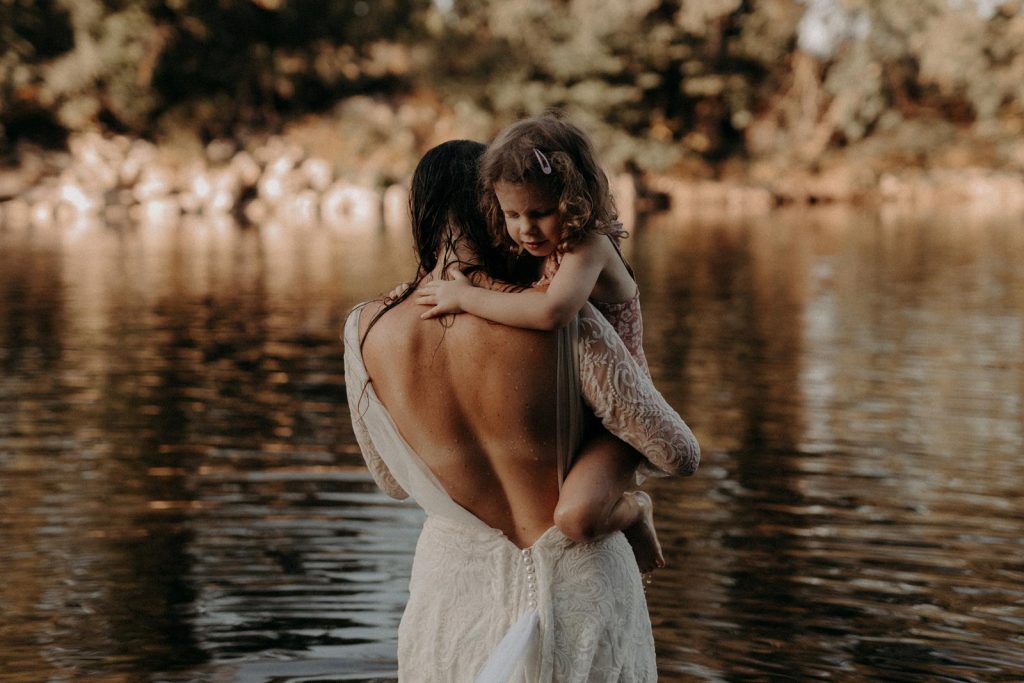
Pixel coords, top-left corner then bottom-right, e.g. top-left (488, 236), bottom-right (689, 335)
top-left (343, 303), bottom-right (698, 682)
top-left (538, 249), bottom-right (675, 481)
top-left (537, 247), bottom-right (650, 377)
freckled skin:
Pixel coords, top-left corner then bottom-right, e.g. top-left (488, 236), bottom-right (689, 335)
top-left (360, 295), bottom-right (562, 548)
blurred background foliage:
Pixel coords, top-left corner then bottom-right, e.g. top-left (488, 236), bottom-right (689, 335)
top-left (2, 0), bottom-right (1023, 175)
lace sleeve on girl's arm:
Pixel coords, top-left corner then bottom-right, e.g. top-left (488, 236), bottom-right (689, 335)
top-left (577, 303), bottom-right (700, 476)
top-left (344, 326), bottom-right (409, 501)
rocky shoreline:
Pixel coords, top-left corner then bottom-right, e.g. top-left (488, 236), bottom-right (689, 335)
top-left (2, 130), bottom-right (1023, 234)
top-left (0, 132), bottom-right (413, 234)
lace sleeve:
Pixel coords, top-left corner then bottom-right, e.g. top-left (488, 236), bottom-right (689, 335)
top-left (577, 303), bottom-right (700, 476)
top-left (344, 313), bottom-right (409, 501)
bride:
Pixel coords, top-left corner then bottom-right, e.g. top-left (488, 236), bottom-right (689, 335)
top-left (343, 140), bottom-right (698, 682)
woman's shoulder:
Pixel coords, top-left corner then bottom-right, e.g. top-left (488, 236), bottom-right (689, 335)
top-left (354, 300), bottom-right (388, 338)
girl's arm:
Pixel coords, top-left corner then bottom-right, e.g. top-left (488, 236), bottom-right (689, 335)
top-left (416, 234), bottom-right (607, 330)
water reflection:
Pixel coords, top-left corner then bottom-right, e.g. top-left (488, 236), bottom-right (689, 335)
top-left (1, 205), bottom-right (1022, 681)
top-left (637, 206), bottom-right (1024, 681)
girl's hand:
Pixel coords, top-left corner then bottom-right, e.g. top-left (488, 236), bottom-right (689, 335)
top-left (416, 268), bottom-right (472, 319)
top-left (386, 281), bottom-right (412, 301)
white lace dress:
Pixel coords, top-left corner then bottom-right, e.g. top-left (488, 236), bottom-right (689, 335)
top-left (343, 303), bottom-right (699, 683)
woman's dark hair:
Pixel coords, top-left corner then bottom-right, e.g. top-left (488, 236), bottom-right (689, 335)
top-left (410, 139), bottom-right (502, 281)
top-left (361, 140), bottom-right (519, 347)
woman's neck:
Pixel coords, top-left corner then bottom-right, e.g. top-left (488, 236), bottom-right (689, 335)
top-left (430, 239), bottom-right (478, 281)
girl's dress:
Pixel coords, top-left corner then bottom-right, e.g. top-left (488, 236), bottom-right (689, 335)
top-left (344, 303), bottom-right (698, 682)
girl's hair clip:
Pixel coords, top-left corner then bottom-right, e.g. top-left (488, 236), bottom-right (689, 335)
top-left (533, 148), bottom-right (553, 175)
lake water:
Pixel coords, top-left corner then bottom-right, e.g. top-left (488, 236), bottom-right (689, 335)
top-left (1, 204), bottom-right (1022, 682)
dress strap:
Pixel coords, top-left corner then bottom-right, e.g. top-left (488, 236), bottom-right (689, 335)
top-left (606, 233), bottom-right (636, 282)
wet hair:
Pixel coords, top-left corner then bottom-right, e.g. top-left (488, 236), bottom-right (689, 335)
top-left (480, 112), bottom-right (626, 255)
top-left (360, 139), bottom-right (518, 348)
top-left (409, 139), bottom-right (508, 283)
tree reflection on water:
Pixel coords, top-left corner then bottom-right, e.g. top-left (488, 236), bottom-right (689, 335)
top-left (1, 206), bottom-right (1022, 681)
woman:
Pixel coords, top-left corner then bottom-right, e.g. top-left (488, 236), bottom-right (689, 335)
top-left (343, 140), bottom-right (698, 681)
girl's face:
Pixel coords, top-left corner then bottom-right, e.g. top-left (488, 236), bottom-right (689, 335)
top-left (494, 181), bottom-right (561, 258)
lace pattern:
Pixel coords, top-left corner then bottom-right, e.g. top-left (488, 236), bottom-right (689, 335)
top-left (538, 251), bottom-right (651, 377)
top-left (592, 292), bottom-right (650, 376)
top-left (578, 303), bottom-right (700, 476)
top-left (400, 517), bottom-right (656, 682)
top-left (341, 303), bottom-right (693, 681)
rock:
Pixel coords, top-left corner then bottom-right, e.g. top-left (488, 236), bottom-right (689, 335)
top-left (133, 197), bottom-right (181, 227)
top-left (134, 166), bottom-right (176, 202)
top-left (281, 188), bottom-right (320, 226)
top-left (321, 181), bottom-right (381, 232)
top-left (120, 140), bottom-right (158, 187)
top-left (205, 138), bottom-right (237, 164)
top-left (57, 179), bottom-right (99, 215)
top-left (230, 151), bottom-right (262, 187)
top-left (243, 198), bottom-right (269, 224)
top-left (300, 157), bottom-right (334, 192)
top-left (30, 199), bottom-right (55, 228)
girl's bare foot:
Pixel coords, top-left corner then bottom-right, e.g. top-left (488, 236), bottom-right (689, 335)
top-left (623, 491), bottom-right (665, 574)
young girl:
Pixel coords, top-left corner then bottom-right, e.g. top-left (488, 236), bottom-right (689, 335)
top-left (416, 114), bottom-right (690, 573)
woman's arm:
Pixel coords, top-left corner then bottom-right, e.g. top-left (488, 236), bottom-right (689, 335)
top-left (576, 302), bottom-right (700, 476)
top-left (343, 305), bottom-right (410, 500)
top-left (415, 235), bottom-right (607, 330)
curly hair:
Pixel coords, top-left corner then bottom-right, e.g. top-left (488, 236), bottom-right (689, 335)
top-left (480, 112), bottom-right (626, 255)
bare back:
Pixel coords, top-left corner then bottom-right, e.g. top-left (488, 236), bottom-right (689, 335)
top-left (359, 295), bottom-right (562, 547)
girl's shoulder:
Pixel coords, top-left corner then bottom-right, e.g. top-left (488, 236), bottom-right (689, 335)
top-left (591, 233), bottom-right (637, 300)
top-left (565, 230), bottom-right (616, 264)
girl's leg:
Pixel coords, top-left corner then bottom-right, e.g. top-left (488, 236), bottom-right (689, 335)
top-left (553, 429), bottom-right (665, 573)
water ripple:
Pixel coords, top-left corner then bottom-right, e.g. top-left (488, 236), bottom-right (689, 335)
top-left (2, 209), bottom-right (1023, 680)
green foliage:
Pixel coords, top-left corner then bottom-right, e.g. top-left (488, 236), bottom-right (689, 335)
top-left (2, 0), bottom-right (1023, 170)
top-left (780, 0), bottom-right (1024, 154)
top-left (1, 0), bottom-right (429, 151)
top-left (425, 0), bottom-right (760, 169)
top-left (0, 0), bottom-right (75, 145)
top-left (915, 3), bottom-right (1024, 120)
